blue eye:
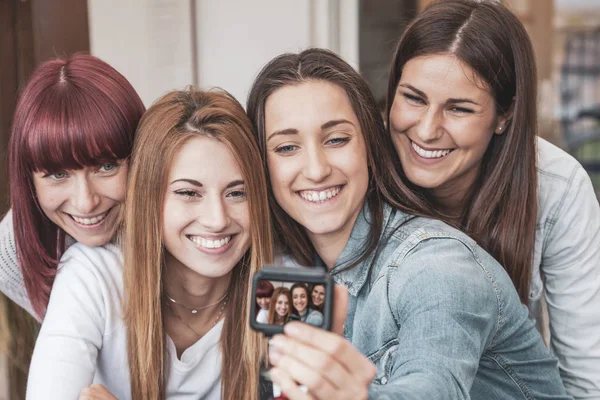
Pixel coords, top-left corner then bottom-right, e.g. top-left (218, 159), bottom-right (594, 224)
top-left (326, 137), bottom-right (350, 146)
top-left (99, 162), bottom-right (119, 172)
top-left (44, 171), bottom-right (68, 181)
top-left (274, 144), bottom-right (298, 154)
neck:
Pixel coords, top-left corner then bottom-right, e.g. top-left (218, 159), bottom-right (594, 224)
top-left (307, 204), bottom-right (363, 270)
top-left (163, 252), bottom-right (231, 310)
top-left (430, 167), bottom-right (480, 221)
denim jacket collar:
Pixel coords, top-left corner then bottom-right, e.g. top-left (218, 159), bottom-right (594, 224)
top-left (329, 202), bottom-right (398, 297)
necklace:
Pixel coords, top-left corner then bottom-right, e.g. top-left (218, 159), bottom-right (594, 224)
top-left (166, 295), bottom-right (227, 339)
top-left (165, 290), bottom-right (228, 314)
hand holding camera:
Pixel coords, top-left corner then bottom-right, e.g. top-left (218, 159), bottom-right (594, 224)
top-left (250, 267), bottom-right (375, 400)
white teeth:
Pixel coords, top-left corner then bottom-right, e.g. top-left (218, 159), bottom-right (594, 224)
top-left (411, 141), bottom-right (452, 159)
top-left (190, 236), bottom-right (231, 249)
top-left (72, 211), bottom-right (109, 226)
top-left (299, 187), bottom-right (341, 203)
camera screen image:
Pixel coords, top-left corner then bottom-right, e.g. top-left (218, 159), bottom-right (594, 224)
top-left (254, 280), bottom-right (327, 328)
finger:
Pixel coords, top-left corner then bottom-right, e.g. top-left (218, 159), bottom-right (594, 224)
top-left (270, 367), bottom-right (314, 400)
top-left (331, 284), bottom-right (349, 335)
top-left (270, 335), bottom-right (348, 391)
top-left (283, 323), bottom-right (375, 384)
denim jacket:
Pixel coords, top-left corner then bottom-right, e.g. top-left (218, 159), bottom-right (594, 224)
top-left (329, 203), bottom-right (571, 399)
top-left (531, 138), bottom-right (600, 399)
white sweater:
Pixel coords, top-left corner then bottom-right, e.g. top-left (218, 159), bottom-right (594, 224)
top-left (26, 243), bottom-right (223, 400)
top-left (0, 210), bottom-right (35, 317)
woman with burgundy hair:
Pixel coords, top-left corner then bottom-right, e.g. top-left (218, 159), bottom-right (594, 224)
top-left (0, 53), bottom-right (145, 320)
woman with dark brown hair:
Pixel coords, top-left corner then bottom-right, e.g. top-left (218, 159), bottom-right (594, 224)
top-left (246, 48), bottom-right (570, 399)
top-left (386, 1), bottom-right (599, 396)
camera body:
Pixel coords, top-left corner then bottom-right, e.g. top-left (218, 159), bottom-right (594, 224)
top-left (250, 266), bottom-right (334, 337)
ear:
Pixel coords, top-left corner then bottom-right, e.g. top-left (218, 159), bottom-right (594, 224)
top-left (494, 97), bottom-right (515, 135)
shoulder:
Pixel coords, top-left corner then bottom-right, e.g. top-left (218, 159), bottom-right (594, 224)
top-left (57, 243), bottom-right (123, 285)
top-left (385, 217), bottom-right (510, 306)
top-left (536, 137), bottom-right (597, 226)
top-left (536, 137), bottom-right (588, 195)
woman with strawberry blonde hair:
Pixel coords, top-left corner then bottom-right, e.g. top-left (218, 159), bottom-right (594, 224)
top-left (27, 88), bottom-right (273, 400)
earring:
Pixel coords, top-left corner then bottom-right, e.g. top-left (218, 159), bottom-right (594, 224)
top-left (497, 126), bottom-right (503, 132)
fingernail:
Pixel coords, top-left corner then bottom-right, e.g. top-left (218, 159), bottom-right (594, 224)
top-left (284, 322), bottom-right (299, 336)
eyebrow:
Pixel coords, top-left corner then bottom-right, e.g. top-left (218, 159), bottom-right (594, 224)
top-left (170, 179), bottom-right (244, 189)
top-left (266, 119), bottom-right (355, 142)
top-left (399, 83), bottom-right (480, 106)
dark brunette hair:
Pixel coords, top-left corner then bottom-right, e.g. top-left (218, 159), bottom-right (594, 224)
top-left (247, 48), bottom-right (434, 269)
top-left (386, 0), bottom-right (538, 303)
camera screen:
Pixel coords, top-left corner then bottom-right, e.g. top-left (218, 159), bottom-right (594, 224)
top-left (254, 280), bottom-right (327, 328)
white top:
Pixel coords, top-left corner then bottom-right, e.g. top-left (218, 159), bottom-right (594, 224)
top-left (0, 209), bottom-right (35, 318)
top-left (256, 308), bottom-right (269, 324)
top-left (25, 243), bottom-right (223, 400)
top-left (530, 137), bottom-right (600, 398)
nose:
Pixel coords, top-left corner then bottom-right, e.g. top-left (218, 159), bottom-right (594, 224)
top-left (302, 146), bottom-right (332, 182)
top-left (73, 176), bottom-right (101, 214)
top-left (200, 195), bottom-right (230, 231)
top-left (415, 107), bottom-right (445, 143)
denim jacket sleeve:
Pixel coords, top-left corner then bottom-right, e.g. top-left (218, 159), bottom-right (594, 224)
top-left (367, 236), bottom-right (499, 400)
top-left (540, 163), bottom-right (600, 398)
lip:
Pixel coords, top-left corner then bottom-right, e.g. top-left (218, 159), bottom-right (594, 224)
top-left (188, 233), bottom-right (236, 255)
top-left (296, 185), bottom-right (344, 205)
top-left (66, 207), bottom-right (114, 229)
top-left (408, 140), bottom-right (454, 165)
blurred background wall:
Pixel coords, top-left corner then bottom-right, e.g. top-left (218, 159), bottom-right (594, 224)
top-left (2, 0), bottom-right (600, 398)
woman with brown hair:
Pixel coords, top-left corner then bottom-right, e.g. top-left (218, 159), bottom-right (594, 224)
top-left (386, 1), bottom-right (599, 396)
top-left (246, 48), bottom-right (570, 399)
top-left (26, 88), bottom-right (272, 400)
top-left (268, 287), bottom-right (292, 325)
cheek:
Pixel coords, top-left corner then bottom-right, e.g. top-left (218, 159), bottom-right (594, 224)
top-left (267, 155), bottom-right (292, 197)
top-left (389, 99), bottom-right (419, 133)
top-left (33, 184), bottom-right (66, 214)
top-left (446, 119), bottom-right (495, 150)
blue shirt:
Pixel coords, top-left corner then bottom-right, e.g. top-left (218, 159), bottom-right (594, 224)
top-left (329, 203), bottom-right (571, 399)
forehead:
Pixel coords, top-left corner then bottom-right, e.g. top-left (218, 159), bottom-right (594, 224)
top-left (168, 136), bottom-right (242, 181)
top-left (264, 80), bottom-right (358, 132)
top-left (401, 54), bottom-right (491, 100)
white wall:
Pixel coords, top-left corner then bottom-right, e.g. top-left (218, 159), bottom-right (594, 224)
top-left (88, 0), bottom-right (195, 106)
top-left (88, 0), bottom-right (358, 107)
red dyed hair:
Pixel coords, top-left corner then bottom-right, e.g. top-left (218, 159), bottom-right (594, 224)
top-left (8, 53), bottom-right (145, 319)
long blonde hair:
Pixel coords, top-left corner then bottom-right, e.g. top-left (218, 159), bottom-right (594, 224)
top-left (122, 88), bottom-right (272, 399)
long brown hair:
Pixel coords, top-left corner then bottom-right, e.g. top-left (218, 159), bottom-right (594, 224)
top-left (123, 88), bottom-right (272, 399)
top-left (267, 287), bottom-right (292, 325)
top-left (247, 48), bottom-right (434, 270)
top-left (386, 0), bottom-right (538, 303)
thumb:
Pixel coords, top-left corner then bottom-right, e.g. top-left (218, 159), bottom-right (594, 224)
top-left (331, 283), bottom-right (349, 335)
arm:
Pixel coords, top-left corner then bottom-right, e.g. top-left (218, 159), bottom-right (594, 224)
top-left (26, 245), bottom-right (108, 400)
top-left (0, 210), bottom-right (36, 318)
top-left (368, 237), bottom-right (498, 400)
top-left (542, 165), bottom-right (600, 398)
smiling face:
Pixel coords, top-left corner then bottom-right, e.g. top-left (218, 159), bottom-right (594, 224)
top-left (275, 294), bottom-right (289, 317)
top-left (32, 161), bottom-right (127, 246)
top-left (162, 136), bottom-right (250, 279)
top-left (257, 296), bottom-right (271, 310)
top-left (389, 54), bottom-right (510, 207)
top-left (311, 284), bottom-right (325, 307)
top-left (292, 286), bottom-right (308, 314)
top-left (264, 80), bottom-right (369, 248)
